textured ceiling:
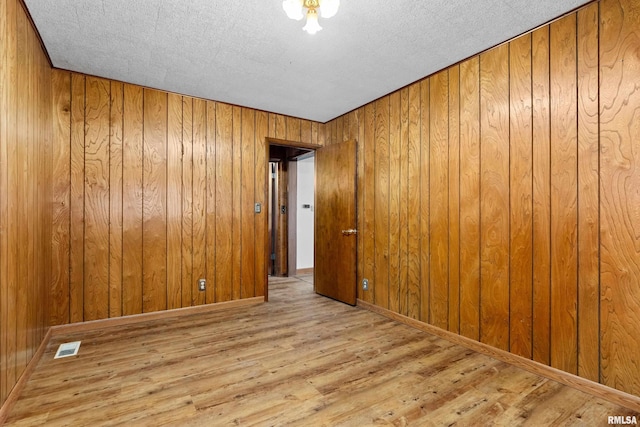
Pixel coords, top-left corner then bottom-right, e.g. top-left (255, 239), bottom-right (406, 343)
top-left (24, 0), bottom-right (591, 122)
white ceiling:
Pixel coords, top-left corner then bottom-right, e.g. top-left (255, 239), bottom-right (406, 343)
top-left (24, 0), bottom-right (591, 123)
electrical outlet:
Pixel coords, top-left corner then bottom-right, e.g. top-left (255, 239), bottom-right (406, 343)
top-left (362, 278), bottom-right (369, 291)
top-left (198, 279), bottom-right (206, 292)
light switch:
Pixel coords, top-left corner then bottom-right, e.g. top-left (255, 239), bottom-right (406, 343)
top-left (254, 203), bottom-right (262, 213)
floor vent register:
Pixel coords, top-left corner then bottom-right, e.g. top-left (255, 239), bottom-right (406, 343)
top-left (54, 341), bottom-right (81, 359)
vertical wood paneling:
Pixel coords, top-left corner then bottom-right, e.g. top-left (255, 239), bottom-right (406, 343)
top-left (1, 0), bottom-right (52, 407)
top-left (532, 26), bottom-right (552, 365)
top-left (17, 11), bottom-right (29, 370)
top-left (109, 82), bottom-right (124, 318)
top-left (342, 115), bottom-right (349, 141)
top-left (356, 108), bottom-right (366, 301)
top-left (26, 23), bottom-right (35, 363)
top-left (5, 0), bottom-right (12, 392)
top-left (232, 106), bottom-right (242, 298)
top-left (374, 97), bottom-right (390, 309)
top-left (181, 98), bottom-right (193, 307)
top-left (576, 3), bottom-right (600, 383)
top-left (317, 122), bottom-right (326, 146)
top-left (300, 119), bottom-right (312, 144)
top-left (362, 102), bottom-right (376, 304)
top-left (330, 119), bottom-right (337, 145)
top-left (388, 92), bottom-right (401, 313)
top-left (419, 80), bottom-right (430, 323)
top-left (142, 89), bottom-right (168, 313)
top-left (50, 76), bottom-right (323, 321)
top-left (550, 15), bottom-right (578, 374)
top-left (286, 116), bottom-right (301, 142)
top-left (167, 93), bottom-right (182, 309)
top-left (23, 23), bottom-right (32, 367)
top-left (5, 22), bottom-right (337, 404)
top-left (35, 16), bottom-right (45, 355)
top-left (398, 90), bottom-right (409, 316)
top-left (37, 25), bottom-right (48, 344)
top-left (322, 120), bottom-right (331, 144)
top-left (429, 71), bottom-right (449, 330)
top-left (70, 74), bottom-right (85, 322)
top-left (480, 44), bottom-right (510, 351)
top-left (205, 101), bottom-right (216, 304)
top-left (407, 83), bottom-right (421, 320)
top-left (122, 84), bottom-right (143, 315)
top-left (448, 65), bottom-right (460, 334)
top-left (192, 99), bottom-right (207, 306)
top-left (29, 23), bottom-right (40, 361)
top-left (241, 108), bottom-right (255, 298)
top-left (32, 27), bottom-right (39, 345)
top-left (40, 36), bottom-right (53, 346)
top-left (50, 70), bottom-right (71, 326)
top-left (275, 114), bottom-right (286, 139)
top-left (267, 113), bottom-right (276, 139)
top-left (0, 0), bottom-right (9, 402)
top-left (4, 0), bottom-right (20, 399)
top-left (255, 111), bottom-right (268, 297)
top-left (83, 76), bottom-right (110, 321)
top-left (600, 0), bottom-right (640, 396)
top-left (30, 22), bottom-right (42, 360)
top-left (311, 122), bottom-right (319, 146)
top-left (31, 25), bottom-right (41, 357)
top-left (39, 0), bottom-right (640, 400)
top-left (509, 34), bottom-right (533, 359)
top-left (3, 0), bottom-right (19, 397)
top-left (349, 110), bottom-right (360, 141)
top-left (459, 57), bottom-right (481, 341)
top-left (216, 103), bottom-right (233, 303)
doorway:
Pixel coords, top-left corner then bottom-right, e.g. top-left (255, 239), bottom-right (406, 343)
top-left (268, 143), bottom-right (315, 279)
top-left (265, 138), bottom-right (357, 306)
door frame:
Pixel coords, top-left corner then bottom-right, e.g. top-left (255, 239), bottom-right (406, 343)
top-left (264, 138), bottom-right (320, 302)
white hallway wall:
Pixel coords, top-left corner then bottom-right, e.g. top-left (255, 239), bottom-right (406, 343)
top-left (296, 155), bottom-right (314, 269)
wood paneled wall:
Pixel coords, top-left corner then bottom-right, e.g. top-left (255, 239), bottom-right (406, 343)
top-left (0, 0), bottom-right (53, 406)
top-left (5, 0), bottom-right (638, 407)
top-left (327, 0), bottom-right (640, 397)
top-left (50, 71), bottom-right (325, 325)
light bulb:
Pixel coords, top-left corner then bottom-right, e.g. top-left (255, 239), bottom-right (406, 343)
top-left (302, 8), bottom-right (322, 34)
top-left (319, 0), bottom-right (340, 18)
top-left (283, 0), bottom-right (304, 20)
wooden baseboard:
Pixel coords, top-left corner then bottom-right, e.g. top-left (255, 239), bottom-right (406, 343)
top-left (52, 297), bottom-right (265, 336)
top-left (296, 268), bottom-right (314, 275)
top-left (0, 327), bottom-right (53, 425)
top-left (356, 299), bottom-right (640, 413)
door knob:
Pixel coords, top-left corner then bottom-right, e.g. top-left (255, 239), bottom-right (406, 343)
top-left (341, 229), bottom-right (357, 236)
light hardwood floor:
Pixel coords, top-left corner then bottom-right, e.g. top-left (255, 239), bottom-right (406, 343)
top-left (6, 276), bottom-right (638, 426)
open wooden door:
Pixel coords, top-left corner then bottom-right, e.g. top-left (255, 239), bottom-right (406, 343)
top-left (314, 139), bottom-right (357, 305)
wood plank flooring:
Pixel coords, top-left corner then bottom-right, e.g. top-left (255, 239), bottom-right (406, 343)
top-left (6, 276), bottom-right (638, 426)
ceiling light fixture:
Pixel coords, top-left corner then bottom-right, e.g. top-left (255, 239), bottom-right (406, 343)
top-left (282, 0), bottom-right (340, 35)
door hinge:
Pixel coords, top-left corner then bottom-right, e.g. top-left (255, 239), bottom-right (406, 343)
top-left (270, 253), bottom-right (276, 260)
